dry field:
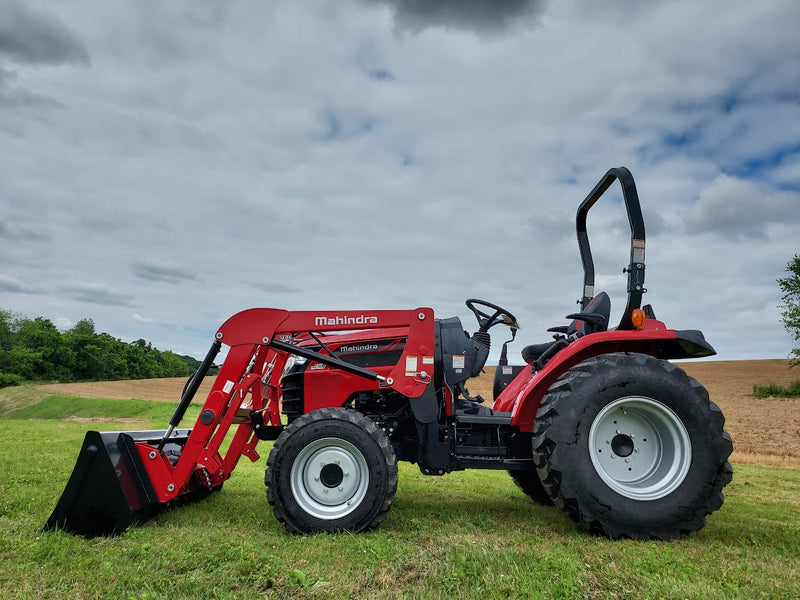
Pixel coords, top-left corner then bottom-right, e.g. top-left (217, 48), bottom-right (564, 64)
top-left (37, 359), bottom-right (799, 468)
top-left (677, 360), bottom-right (799, 468)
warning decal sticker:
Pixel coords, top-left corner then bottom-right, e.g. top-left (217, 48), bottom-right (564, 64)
top-left (632, 239), bottom-right (646, 264)
top-left (405, 356), bottom-right (418, 376)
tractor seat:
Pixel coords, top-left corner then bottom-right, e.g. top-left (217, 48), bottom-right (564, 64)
top-left (522, 292), bottom-right (611, 367)
top-left (521, 342), bottom-right (553, 364)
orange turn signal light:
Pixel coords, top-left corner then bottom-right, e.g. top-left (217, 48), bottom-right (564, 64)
top-left (631, 308), bottom-right (646, 330)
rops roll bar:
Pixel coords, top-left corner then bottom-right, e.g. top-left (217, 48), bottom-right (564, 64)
top-left (576, 166), bottom-right (646, 330)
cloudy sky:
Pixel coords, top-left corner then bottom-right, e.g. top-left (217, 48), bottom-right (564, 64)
top-left (1, 0), bottom-right (798, 363)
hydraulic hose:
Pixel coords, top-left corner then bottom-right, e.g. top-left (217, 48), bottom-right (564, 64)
top-left (157, 340), bottom-right (222, 452)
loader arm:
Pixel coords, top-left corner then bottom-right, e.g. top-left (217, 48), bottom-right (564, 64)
top-left (46, 306), bottom-right (436, 536)
top-left (147, 307), bottom-right (436, 501)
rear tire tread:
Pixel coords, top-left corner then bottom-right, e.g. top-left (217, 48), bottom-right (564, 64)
top-left (532, 352), bottom-right (733, 540)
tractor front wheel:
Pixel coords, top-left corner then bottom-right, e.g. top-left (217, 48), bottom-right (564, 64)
top-left (266, 407), bottom-right (397, 534)
top-left (532, 353), bottom-right (733, 540)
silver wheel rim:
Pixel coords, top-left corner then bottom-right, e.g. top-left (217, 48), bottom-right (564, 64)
top-left (290, 437), bottom-right (369, 520)
top-left (588, 396), bottom-right (691, 500)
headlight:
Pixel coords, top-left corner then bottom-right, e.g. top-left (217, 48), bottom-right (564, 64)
top-left (283, 355), bottom-right (308, 373)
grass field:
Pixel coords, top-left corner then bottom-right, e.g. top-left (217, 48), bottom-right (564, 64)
top-left (1, 360), bottom-right (799, 599)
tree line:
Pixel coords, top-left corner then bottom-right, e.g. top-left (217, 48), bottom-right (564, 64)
top-left (778, 253), bottom-right (800, 366)
top-left (0, 310), bottom-right (202, 388)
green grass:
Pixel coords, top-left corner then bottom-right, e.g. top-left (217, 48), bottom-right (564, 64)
top-left (752, 380), bottom-right (800, 398)
top-left (7, 394), bottom-right (200, 422)
top-left (1, 391), bottom-right (799, 599)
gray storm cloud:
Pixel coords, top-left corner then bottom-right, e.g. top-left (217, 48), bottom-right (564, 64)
top-left (0, 1), bottom-right (89, 65)
top-left (133, 261), bottom-right (198, 285)
top-left (0, 1), bottom-right (89, 108)
top-left (370, 0), bottom-right (547, 34)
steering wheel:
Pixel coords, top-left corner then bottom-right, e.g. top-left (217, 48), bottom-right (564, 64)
top-left (465, 299), bottom-right (519, 333)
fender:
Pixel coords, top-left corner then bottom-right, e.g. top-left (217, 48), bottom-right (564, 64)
top-left (495, 325), bottom-right (715, 432)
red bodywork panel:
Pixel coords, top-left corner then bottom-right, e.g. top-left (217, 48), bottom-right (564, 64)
top-left (295, 327), bottom-right (408, 413)
top-left (492, 319), bottom-right (687, 431)
top-left (218, 308), bottom-right (433, 398)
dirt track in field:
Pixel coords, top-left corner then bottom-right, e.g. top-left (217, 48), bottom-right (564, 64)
top-left (37, 377), bottom-right (215, 403)
top-left (36, 359), bottom-right (800, 468)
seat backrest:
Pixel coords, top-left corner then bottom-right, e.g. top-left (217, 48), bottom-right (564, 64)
top-left (567, 291), bottom-right (611, 337)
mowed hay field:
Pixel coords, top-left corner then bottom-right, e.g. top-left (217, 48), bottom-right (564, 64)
top-left (37, 358), bottom-right (800, 468)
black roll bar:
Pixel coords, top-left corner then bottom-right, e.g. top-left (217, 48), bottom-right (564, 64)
top-left (576, 167), bottom-right (646, 330)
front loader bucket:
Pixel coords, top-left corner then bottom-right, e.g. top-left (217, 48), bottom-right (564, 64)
top-left (44, 428), bottom-right (209, 537)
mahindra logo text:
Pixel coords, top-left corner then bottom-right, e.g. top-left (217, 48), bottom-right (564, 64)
top-left (339, 344), bottom-right (379, 354)
top-left (314, 314), bottom-right (379, 327)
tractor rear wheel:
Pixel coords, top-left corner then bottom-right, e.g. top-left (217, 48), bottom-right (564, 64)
top-left (266, 407), bottom-right (397, 534)
top-left (532, 353), bottom-right (733, 540)
top-left (508, 469), bottom-right (552, 505)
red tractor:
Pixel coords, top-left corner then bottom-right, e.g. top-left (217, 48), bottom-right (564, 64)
top-left (46, 167), bottom-right (732, 540)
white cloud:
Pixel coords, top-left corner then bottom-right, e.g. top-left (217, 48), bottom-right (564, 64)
top-left (0, 0), bottom-right (797, 362)
top-left (685, 174), bottom-right (800, 239)
top-left (53, 316), bottom-right (74, 331)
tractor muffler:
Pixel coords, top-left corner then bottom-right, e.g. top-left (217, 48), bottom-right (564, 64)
top-left (44, 428), bottom-right (211, 537)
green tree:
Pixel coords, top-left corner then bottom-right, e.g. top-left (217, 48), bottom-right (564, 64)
top-left (12, 317), bottom-right (75, 380)
top-left (778, 253), bottom-right (800, 366)
top-left (0, 310), bottom-right (13, 352)
top-left (66, 319), bottom-right (102, 380)
top-left (66, 321), bottom-right (129, 380)
top-left (1, 308), bottom-right (194, 383)
top-left (0, 310), bottom-right (14, 379)
top-left (5, 346), bottom-right (43, 380)
top-left (160, 351), bottom-right (191, 377)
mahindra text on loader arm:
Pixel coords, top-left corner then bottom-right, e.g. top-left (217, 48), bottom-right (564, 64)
top-left (46, 167), bottom-right (732, 540)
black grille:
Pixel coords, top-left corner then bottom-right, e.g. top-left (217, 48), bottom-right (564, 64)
top-left (281, 371), bottom-right (304, 418)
